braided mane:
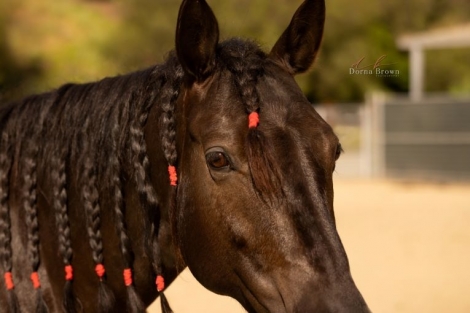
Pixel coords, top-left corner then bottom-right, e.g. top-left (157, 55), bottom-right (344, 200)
top-left (0, 49), bottom-right (183, 312)
top-left (0, 38), bottom-right (279, 312)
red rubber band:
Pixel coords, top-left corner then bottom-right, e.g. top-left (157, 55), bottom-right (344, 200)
top-left (4, 272), bottom-right (14, 290)
top-left (156, 275), bottom-right (165, 292)
top-left (95, 264), bottom-right (105, 279)
top-left (31, 272), bottom-right (41, 289)
top-left (248, 112), bottom-right (259, 128)
top-left (65, 265), bottom-right (73, 281)
top-left (168, 165), bottom-right (177, 186)
top-left (123, 268), bottom-right (133, 286)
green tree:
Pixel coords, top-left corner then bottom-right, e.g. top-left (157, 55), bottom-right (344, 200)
top-left (1, 0), bottom-right (469, 103)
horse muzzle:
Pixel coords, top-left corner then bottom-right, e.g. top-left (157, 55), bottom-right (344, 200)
top-left (236, 266), bottom-right (371, 313)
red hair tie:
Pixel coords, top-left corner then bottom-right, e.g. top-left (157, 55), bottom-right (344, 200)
top-left (168, 165), bottom-right (177, 186)
top-left (123, 268), bottom-right (133, 286)
top-left (65, 265), bottom-right (73, 281)
top-left (156, 275), bottom-right (165, 292)
top-left (31, 272), bottom-right (41, 289)
top-left (248, 112), bottom-right (259, 128)
top-left (4, 272), bottom-right (14, 290)
top-left (95, 264), bottom-right (105, 280)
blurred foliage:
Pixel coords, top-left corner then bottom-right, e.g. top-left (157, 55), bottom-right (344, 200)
top-left (1, 0), bottom-right (470, 103)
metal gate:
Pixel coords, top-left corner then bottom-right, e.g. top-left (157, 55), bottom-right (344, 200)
top-left (369, 94), bottom-right (470, 181)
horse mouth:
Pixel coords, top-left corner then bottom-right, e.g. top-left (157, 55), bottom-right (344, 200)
top-left (233, 269), bottom-right (290, 313)
top-left (232, 266), bottom-right (371, 313)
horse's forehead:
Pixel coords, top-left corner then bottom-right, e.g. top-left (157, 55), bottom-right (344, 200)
top-left (185, 72), bottom-right (245, 137)
top-left (186, 66), bottom-right (330, 138)
top-left (257, 71), bottom-right (332, 136)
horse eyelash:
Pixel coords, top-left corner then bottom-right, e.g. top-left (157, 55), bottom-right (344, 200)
top-left (336, 143), bottom-right (344, 158)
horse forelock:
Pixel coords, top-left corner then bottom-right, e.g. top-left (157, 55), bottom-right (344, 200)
top-left (214, 39), bottom-right (285, 201)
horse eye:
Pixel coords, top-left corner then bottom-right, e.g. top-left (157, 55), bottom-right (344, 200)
top-left (206, 151), bottom-right (231, 170)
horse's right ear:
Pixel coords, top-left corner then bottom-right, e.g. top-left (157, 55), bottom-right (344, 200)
top-left (176, 0), bottom-right (219, 82)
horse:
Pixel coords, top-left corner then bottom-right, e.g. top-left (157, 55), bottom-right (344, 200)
top-left (0, 0), bottom-right (370, 312)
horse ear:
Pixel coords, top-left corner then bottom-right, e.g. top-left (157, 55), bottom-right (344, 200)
top-left (176, 0), bottom-right (219, 81)
top-left (269, 0), bottom-right (325, 75)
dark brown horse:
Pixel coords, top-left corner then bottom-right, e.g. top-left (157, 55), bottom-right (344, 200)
top-left (0, 0), bottom-right (370, 312)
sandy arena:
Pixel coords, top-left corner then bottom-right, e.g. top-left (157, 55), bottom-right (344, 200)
top-left (148, 178), bottom-right (470, 313)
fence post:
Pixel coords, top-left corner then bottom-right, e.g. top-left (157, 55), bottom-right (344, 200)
top-left (366, 92), bottom-right (386, 178)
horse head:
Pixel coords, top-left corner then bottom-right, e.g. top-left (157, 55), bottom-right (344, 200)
top-left (166, 0), bottom-right (370, 312)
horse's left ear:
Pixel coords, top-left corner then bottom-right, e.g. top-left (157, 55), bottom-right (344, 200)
top-left (269, 0), bottom-right (325, 75)
top-left (176, 0), bottom-right (219, 82)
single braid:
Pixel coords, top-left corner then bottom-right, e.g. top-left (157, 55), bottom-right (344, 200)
top-left (222, 40), bottom-right (281, 199)
top-left (221, 41), bottom-right (265, 114)
top-left (129, 92), bottom-right (160, 212)
top-left (160, 60), bottom-right (184, 167)
top-left (128, 86), bottom-right (163, 286)
top-left (82, 163), bottom-right (103, 265)
top-left (53, 155), bottom-right (72, 266)
top-left (80, 118), bottom-right (115, 313)
top-left (157, 55), bottom-right (184, 313)
top-left (51, 150), bottom-right (78, 313)
top-left (109, 101), bottom-right (144, 313)
top-left (21, 142), bottom-right (49, 313)
top-left (43, 83), bottom-right (80, 313)
top-left (0, 130), bottom-right (20, 313)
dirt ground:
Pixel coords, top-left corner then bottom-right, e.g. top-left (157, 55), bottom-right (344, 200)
top-left (148, 178), bottom-right (470, 313)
